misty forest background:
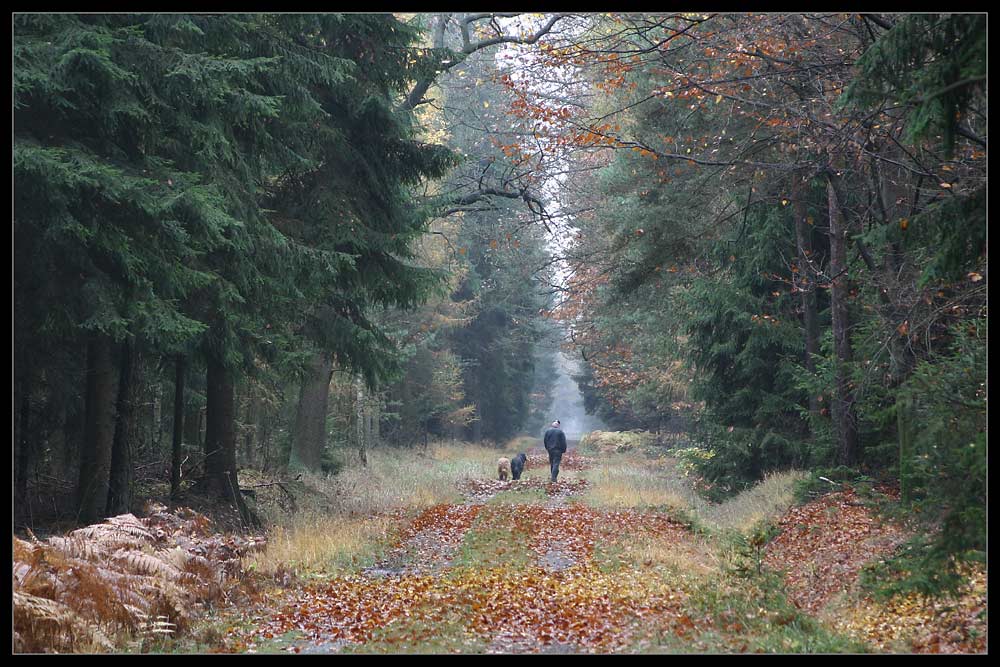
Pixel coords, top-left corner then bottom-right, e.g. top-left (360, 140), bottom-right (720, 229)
top-left (13, 13), bottom-right (986, 596)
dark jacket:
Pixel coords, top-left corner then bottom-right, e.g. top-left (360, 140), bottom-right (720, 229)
top-left (543, 427), bottom-right (567, 454)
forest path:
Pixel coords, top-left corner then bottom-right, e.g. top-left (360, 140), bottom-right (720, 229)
top-left (228, 440), bottom-right (702, 654)
top-left (219, 440), bottom-right (978, 654)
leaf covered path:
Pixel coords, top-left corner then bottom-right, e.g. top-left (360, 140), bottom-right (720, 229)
top-left (219, 444), bottom-right (986, 654)
top-left (226, 446), bottom-right (702, 653)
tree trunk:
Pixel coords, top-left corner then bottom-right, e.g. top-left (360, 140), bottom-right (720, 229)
top-left (242, 387), bottom-right (257, 468)
top-left (204, 356), bottom-right (232, 492)
top-left (356, 375), bottom-right (368, 466)
top-left (874, 141), bottom-right (919, 484)
top-left (826, 173), bottom-right (860, 467)
top-left (15, 370), bottom-right (33, 524)
top-left (258, 413), bottom-right (272, 472)
top-left (184, 400), bottom-right (203, 451)
top-left (289, 353), bottom-right (334, 473)
top-left (792, 173), bottom-right (822, 423)
top-left (151, 381), bottom-right (163, 453)
top-left (77, 336), bottom-right (117, 525)
top-left (204, 356), bottom-right (259, 528)
top-left (897, 395), bottom-right (915, 503)
top-left (171, 357), bottom-right (185, 501)
top-left (62, 396), bottom-right (84, 479)
top-left (107, 339), bottom-right (141, 516)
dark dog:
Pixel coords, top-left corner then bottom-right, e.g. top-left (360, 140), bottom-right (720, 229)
top-left (510, 452), bottom-right (527, 480)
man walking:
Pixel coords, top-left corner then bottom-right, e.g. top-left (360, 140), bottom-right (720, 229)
top-left (543, 420), bottom-right (567, 482)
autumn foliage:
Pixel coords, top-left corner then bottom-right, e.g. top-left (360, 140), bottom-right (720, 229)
top-left (13, 505), bottom-right (266, 653)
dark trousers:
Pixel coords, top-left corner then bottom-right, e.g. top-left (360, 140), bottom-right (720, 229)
top-left (547, 450), bottom-right (563, 482)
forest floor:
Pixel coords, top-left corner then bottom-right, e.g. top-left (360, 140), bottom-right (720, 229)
top-left (188, 439), bottom-right (986, 654)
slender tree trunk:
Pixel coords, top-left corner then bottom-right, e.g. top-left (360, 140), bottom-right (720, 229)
top-left (151, 381), bottom-right (163, 453)
top-left (242, 391), bottom-right (255, 469)
top-left (62, 397), bottom-right (83, 479)
top-left (48, 402), bottom-right (66, 477)
top-left (289, 353), bottom-right (334, 473)
top-left (356, 375), bottom-right (368, 466)
top-left (204, 356), bottom-right (259, 528)
top-left (826, 173), bottom-right (860, 466)
top-left (874, 147), bottom-right (921, 498)
top-left (897, 395), bottom-right (915, 503)
top-left (471, 382), bottom-right (483, 443)
top-left (184, 400), bottom-right (203, 451)
top-left (77, 336), bottom-right (117, 525)
top-left (792, 173), bottom-right (822, 423)
top-left (258, 412), bottom-right (272, 472)
top-left (15, 370), bottom-right (33, 524)
top-left (107, 339), bottom-right (141, 516)
top-left (171, 357), bottom-right (186, 501)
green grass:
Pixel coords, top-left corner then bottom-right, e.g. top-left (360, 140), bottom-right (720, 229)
top-left (483, 485), bottom-right (548, 506)
top-left (679, 571), bottom-right (871, 653)
top-left (452, 505), bottom-right (535, 570)
top-left (347, 604), bottom-right (487, 654)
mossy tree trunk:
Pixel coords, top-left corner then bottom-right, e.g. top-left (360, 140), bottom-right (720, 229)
top-left (289, 352), bottom-right (334, 473)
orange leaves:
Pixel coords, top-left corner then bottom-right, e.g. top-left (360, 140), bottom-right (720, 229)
top-left (831, 563), bottom-right (987, 654)
top-left (572, 124), bottom-right (620, 148)
top-left (763, 489), bottom-right (909, 615)
top-left (229, 458), bottom-right (706, 654)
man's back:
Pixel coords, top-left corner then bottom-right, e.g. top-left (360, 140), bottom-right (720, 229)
top-left (543, 427), bottom-right (567, 453)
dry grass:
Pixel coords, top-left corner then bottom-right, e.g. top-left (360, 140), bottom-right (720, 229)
top-left (584, 463), bottom-right (694, 511)
top-left (316, 441), bottom-right (509, 515)
top-left (255, 441), bottom-right (804, 584)
top-left (502, 435), bottom-right (540, 454)
top-left (697, 470), bottom-right (807, 534)
top-left (582, 453), bottom-right (806, 587)
top-left (251, 441), bottom-right (519, 576)
top-left (581, 452), bottom-right (805, 536)
top-left (247, 513), bottom-right (397, 578)
top-left (579, 430), bottom-right (655, 455)
top-left (581, 454), bottom-right (700, 513)
top-left (631, 533), bottom-right (722, 579)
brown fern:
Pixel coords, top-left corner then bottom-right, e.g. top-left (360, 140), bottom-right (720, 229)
top-left (14, 506), bottom-right (258, 652)
top-left (13, 591), bottom-right (114, 653)
top-left (112, 548), bottom-right (184, 581)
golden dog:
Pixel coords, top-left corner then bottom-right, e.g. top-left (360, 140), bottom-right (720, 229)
top-left (497, 457), bottom-right (512, 481)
